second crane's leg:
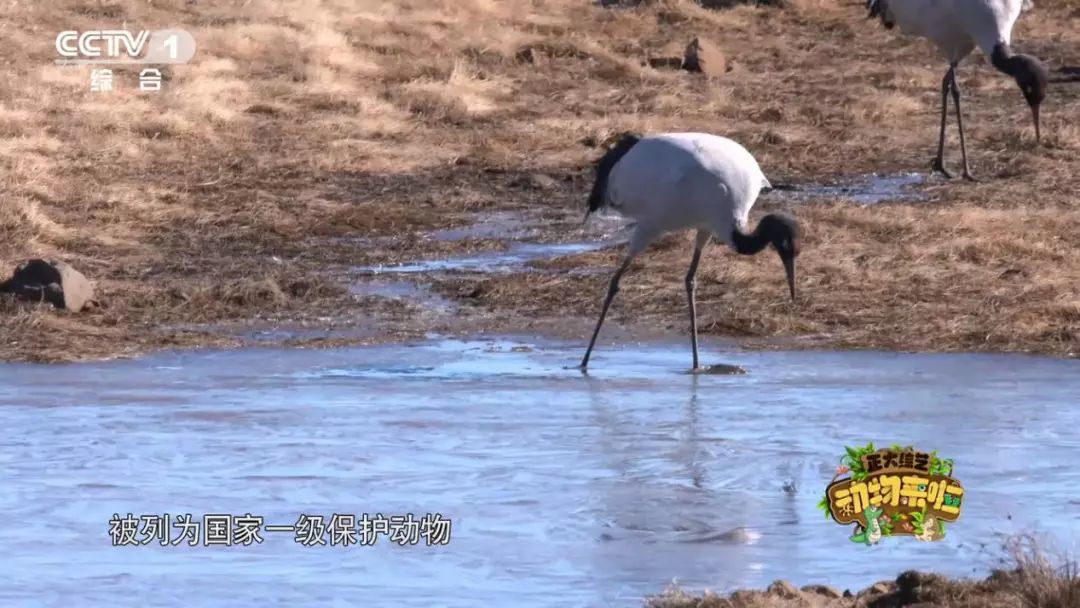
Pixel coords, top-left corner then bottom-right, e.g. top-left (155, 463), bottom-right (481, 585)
top-left (932, 67), bottom-right (953, 178)
top-left (950, 66), bottom-right (978, 181)
top-left (685, 231), bottom-right (710, 371)
top-left (580, 255), bottom-right (634, 370)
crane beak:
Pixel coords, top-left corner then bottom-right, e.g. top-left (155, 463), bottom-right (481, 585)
top-left (1031, 103), bottom-right (1041, 144)
top-left (782, 256), bottom-right (797, 302)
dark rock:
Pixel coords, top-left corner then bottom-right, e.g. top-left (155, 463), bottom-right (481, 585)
top-left (0, 259), bottom-right (96, 311)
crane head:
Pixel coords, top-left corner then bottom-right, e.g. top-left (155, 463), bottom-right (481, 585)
top-left (759, 213), bottom-right (802, 302)
top-left (1013, 54), bottom-right (1049, 143)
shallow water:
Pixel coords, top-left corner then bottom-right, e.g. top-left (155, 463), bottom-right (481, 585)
top-left (777, 173), bottom-right (926, 205)
top-left (348, 277), bottom-right (458, 311)
top-left (354, 208), bottom-right (627, 277)
top-left (428, 211), bottom-right (539, 242)
top-left (2, 337), bottom-right (1078, 606)
top-left (354, 241), bottom-right (615, 275)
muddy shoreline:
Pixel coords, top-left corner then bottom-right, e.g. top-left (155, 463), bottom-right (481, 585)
top-left (646, 563), bottom-right (1079, 608)
top-left (1, 172), bottom-right (966, 364)
top-left (2, 168), bottom-right (1077, 364)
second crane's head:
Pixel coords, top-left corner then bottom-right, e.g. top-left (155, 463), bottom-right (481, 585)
top-left (759, 213), bottom-right (802, 302)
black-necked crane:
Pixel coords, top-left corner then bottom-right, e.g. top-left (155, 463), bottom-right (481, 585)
top-left (578, 132), bottom-right (801, 372)
top-left (867, 0), bottom-right (1049, 180)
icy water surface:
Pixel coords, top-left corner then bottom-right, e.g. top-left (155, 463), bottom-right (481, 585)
top-left (354, 242), bottom-right (610, 275)
top-left (1, 338), bottom-right (1078, 606)
top-left (353, 209), bottom-right (627, 276)
top-left (776, 172), bottom-right (927, 205)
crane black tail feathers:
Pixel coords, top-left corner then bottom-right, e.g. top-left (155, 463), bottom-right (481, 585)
top-left (585, 132), bottom-right (641, 219)
top-left (866, 0), bottom-right (894, 28)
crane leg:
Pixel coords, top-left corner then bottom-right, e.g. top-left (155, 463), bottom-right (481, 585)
top-left (579, 255), bottom-right (634, 370)
top-left (931, 67), bottom-right (953, 179)
top-left (685, 231), bottom-right (710, 371)
top-left (949, 67), bottom-right (978, 182)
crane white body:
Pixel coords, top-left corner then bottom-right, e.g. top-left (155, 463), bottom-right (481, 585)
top-left (579, 132), bottom-right (799, 371)
top-left (879, 0), bottom-right (1025, 63)
top-left (602, 132), bottom-right (772, 256)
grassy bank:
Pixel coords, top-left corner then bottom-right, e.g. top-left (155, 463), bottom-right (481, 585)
top-left (1, 0), bottom-right (1078, 362)
top-left (647, 538), bottom-right (1079, 607)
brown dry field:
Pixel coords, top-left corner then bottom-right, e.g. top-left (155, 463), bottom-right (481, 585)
top-left (1, 0), bottom-right (1079, 362)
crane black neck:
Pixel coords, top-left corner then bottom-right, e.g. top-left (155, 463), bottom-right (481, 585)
top-left (991, 44), bottom-right (1027, 78)
top-left (730, 222), bottom-right (771, 255)
top-left (731, 213), bottom-right (801, 256)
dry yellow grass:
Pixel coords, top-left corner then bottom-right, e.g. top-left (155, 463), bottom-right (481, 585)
top-left (645, 536), bottom-right (1080, 607)
top-left (0, 0), bottom-right (1078, 361)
